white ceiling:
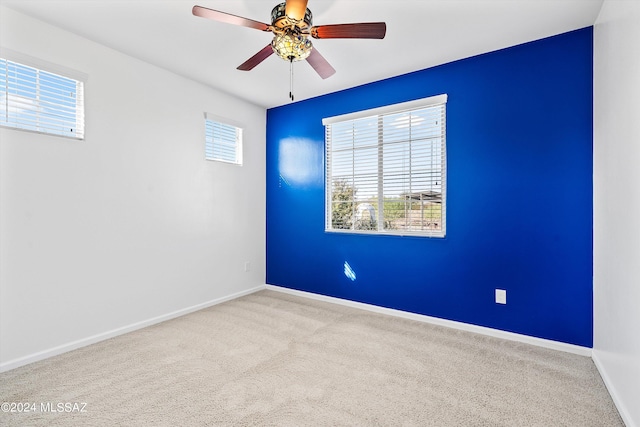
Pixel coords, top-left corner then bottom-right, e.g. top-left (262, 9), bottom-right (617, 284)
top-left (1, 0), bottom-right (604, 109)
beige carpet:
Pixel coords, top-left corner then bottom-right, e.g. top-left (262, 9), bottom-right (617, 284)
top-left (0, 290), bottom-right (623, 426)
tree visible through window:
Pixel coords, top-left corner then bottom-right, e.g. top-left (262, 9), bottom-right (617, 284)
top-left (324, 95), bottom-right (447, 237)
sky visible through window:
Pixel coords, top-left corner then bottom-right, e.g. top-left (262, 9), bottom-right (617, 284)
top-left (327, 104), bottom-right (445, 235)
top-left (0, 58), bottom-right (83, 139)
top-left (205, 118), bottom-right (242, 165)
top-left (331, 108), bottom-right (443, 200)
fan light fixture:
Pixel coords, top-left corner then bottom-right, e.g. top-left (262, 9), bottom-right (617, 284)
top-left (272, 33), bottom-right (312, 62)
top-left (270, 2), bottom-right (314, 62)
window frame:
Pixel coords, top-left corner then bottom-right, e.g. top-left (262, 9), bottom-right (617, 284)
top-left (323, 94), bottom-right (447, 238)
top-left (204, 112), bottom-right (243, 166)
top-left (0, 48), bottom-right (86, 140)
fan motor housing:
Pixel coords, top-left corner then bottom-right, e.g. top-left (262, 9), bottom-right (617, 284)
top-left (271, 2), bottom-right (313, 30)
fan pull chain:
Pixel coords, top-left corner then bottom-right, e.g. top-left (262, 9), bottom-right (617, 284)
top-left (289, 58), bottom-right (294, 102)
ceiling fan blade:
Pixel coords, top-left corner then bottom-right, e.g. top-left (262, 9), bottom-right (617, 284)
top-left (192, 5), bottom-right (270, 32)
top-left (237, 45), bottom-right (274, 71)
top-left (311, 22), bottom-right (387, 39)
top-left (306, 48), bottom-right (336, 79)
top-left (285, 0), bottom-right (309, 21)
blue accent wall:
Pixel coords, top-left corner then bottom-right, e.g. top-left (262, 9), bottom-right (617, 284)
top-left (266, 28), bottom-right (593, 347)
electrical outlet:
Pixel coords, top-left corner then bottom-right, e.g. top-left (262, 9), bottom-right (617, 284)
top-left (495, 289), bottom-right (507, 304)
top-left (244, 261), bottom-right (250, 272)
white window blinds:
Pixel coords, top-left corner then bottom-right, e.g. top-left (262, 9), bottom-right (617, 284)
top-left (0, 57), bottom-right (85, 139)
top-left (204, 113), bottom-right (243, 165)
top-left (324, 94), bottom-right (447, 237)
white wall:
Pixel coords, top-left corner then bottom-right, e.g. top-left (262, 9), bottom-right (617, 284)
top-left (0, 6), bottom-right (266, 370)
top-left (594, 1), bottom-right (640, 426)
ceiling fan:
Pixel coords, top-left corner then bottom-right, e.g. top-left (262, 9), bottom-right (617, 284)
top-left (192, 0), bottom-right (386, 80)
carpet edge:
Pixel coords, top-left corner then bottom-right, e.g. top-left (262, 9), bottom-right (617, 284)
top-left (0, 285), bottom-right (267, 373)
top-left (265, 284), bottom-right (592, 357)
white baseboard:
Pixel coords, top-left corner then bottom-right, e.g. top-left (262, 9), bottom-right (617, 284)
top-left (1, 283), bottom-right (592, 373)
top-left (265, 284), bottom-right (592, 357)
top-left (0, 285), bottom-right (266, 373)
top-left (592, 350), bottom-right (636, 427)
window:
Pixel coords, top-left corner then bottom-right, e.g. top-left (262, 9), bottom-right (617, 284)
top-left (324, 94), bottom-right (447, 237)
top-left (204, 113), bottom-right (243, 165)
top-left (0, 56), bottom-right (85, 139)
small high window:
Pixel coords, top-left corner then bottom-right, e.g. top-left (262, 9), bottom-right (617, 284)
top-left (204, 113), bottom-right (243, 165)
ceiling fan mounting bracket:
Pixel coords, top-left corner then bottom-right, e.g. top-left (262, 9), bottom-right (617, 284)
top-left (271, 2), bottom-right (313, 31)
